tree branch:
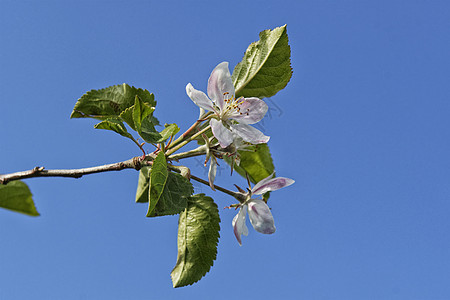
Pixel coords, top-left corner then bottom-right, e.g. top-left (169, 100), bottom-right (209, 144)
top-left (0, 156), bottom-right (153, 185)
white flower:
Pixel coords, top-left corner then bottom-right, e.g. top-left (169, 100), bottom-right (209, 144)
top-left (232, 174), bottom-right (295, 245)
top-left (186, 62), bottom-right (270, 148)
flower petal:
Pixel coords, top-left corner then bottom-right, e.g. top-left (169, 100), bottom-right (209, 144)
top-left (207, 62), bottom-right (235, 111)
top-left (247, 200), bottom-right (276, 234)
top-left (230, 123), bottom-right (270, 145)
top-left (232, 206), bottom-right (249, 246)
top-left (211, 118), bottom-right (234, 148)
top-left (208, 157), bottom-right (217, 190)
top-left (186, 83), bottom-right (215, 112)
top-left (229, 97), bottom-right (268, 124)
top-left (252, 177), bottom-right (295, 195)
top-left (251, 173), bottom-right (275, 193)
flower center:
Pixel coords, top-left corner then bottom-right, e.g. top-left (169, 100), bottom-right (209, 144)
top-left (221, 92), bottom-right (249, 118)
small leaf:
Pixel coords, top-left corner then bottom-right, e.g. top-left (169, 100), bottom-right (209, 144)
top-left (94, 118), bottom-right (135, 141)
top-left (147, 152), bottom-right (168, 216)
top-left (139, 118), bottom-right (162, 144)
top-left (0, 181), bottom-right (39, 216)
top-left (119, 96), bottom-right (162, 144)
top-left (136, 167), bottom-right (193, 216)
top-left (132, 96), bottom-right (155, 133)
top-left (232, 25), bottom-right (292, 99)
top-left (135, 166), bottom-right (150, 203)
top-left (157, 123), bottom-right (180, 143)
top-left (224, 143), bottom-right (274, 184)
top-left (119, 106), bottom-right (136, 131)
top-left (71, 83), bottom-right (157, 119)
top-left (147, 172), bottom-right (192, 217)
top-left (171, 194), bottom-right (220, 288)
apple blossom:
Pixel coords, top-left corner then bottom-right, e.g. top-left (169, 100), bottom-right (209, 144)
top-left (232, 174), bottom-right (295, 245)
top-left (186, 62), bottom-right (270, 148)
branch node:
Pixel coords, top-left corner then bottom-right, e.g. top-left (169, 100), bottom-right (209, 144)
top-left (33, 166), bottom-right (45, 173)
top-left (132, 157), bottom-right (142, 170)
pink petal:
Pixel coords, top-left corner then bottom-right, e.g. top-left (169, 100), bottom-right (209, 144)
top-left (247, 200), bottom-right (276, 234)
top-left (232, 206), bottom-right (249, 246)
top-left (229, 97), bottom-right (268, 124)
top-left (251, 173), bottom-right (275, 192)
top-left (207, 62), bottom-right (235, 111)
top-left (252, 177), bottom-right (295, 195)
top-left (230, 123), bottom-right (270, 145)
top-left (186, 83), bottom-right (215, 111)
top-left (211, 118), bottom-right (234, 148)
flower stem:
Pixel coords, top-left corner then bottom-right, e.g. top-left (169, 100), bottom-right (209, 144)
top-left (167, 112), bottom-right (213, 150)
top-left (189, 174), bottom-right (246, 202)
top-left (165, 125), bottom-right (211, 156)
top-left (168, 145), bottom-right (207, 161)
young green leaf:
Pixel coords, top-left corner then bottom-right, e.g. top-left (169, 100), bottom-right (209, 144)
top-left (0, 181), bottom-right (39, 216)
top-left (147, 152), bottom-right (168, 216)
top-left (157, 123), bottom-right (180, 143)
top-left (119, 105), bottom-right (137, 131)
top-left (119, 97), bottom-right (162, 144)
top-left (232, 24), bottom-right (292, 99)
top-left (139, 118), bottom-right (162, 144)
top-left (71, 83), bottom-right (157, 119)
top-left (94, 118), bottom-right (135, 141)
top-left (171, 194), bottom-right (220, 288)
top-left (136, 167), bottom-right (193, 217)
top-left (132, 96), bottom-right (155, 133)
top-left (135, 166), bottom-right (150, 203)
top-left (147, 172), bottom-right (192, 217)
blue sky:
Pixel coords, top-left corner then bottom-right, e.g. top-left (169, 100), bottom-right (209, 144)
top-left (1, 1), bottom-right (450, 299)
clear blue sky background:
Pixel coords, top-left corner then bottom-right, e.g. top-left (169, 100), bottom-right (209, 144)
top-left (1, 1), bottom-right (450, 299)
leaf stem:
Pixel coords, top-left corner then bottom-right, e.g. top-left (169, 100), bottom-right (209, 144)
top-left (131, 138), bottom-right (147, 157)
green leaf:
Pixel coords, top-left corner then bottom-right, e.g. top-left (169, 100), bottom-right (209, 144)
top-left (147, 152), bottom-right (168, 216)
top-left (132, 96), bottom-right (155, 133)
top-left (225, 143), bottom-right (274, 184)
top-left (147, 172), bottom-right (192, 217)
top-left (71, 83), bottom-right (157, 119)
top-left (94, 118), bottom-right (135, 141)
top-left (119, 106), bottom-right (136, 131)
top-left (171, 194), bottom-right (220, 288)
top-left (157, 123), bottom-right (180, 143)
top-left (135, 166), bottom-right (150, 203)
top-left (232, 24), bottom-right (292, 99)
top-left (136, 167), bottom-right (193, 217)
top-left (139, 118), bottom-right (162, 144)
top-left (0, 181), bottom-right (39, 216)
top-left (119, 96), bottom-right (162, 144)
